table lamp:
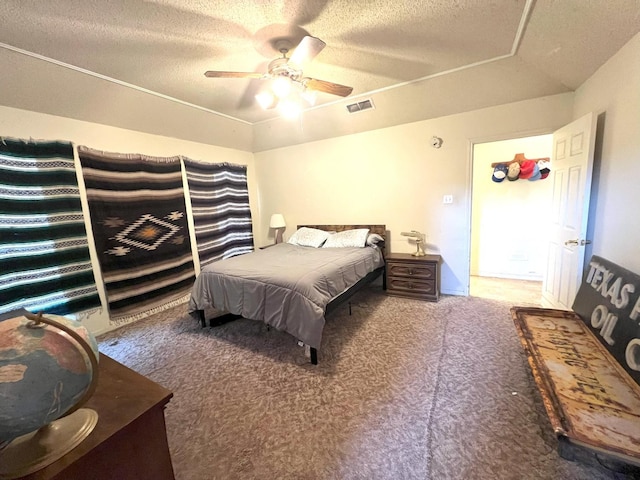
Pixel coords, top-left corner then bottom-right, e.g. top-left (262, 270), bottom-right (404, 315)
top-left (270, 214), bottom-right (286, 244)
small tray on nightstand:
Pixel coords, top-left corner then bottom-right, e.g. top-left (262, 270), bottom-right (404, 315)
top-left (385, 253), bottom-right (441, 302)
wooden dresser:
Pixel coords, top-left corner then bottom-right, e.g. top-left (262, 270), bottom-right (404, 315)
top-left (385, 253), bottom-right (441, 302)
top-left (23, 354), bottom-right (175, 480)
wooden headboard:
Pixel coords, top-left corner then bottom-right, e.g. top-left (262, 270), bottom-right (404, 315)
top-left (298, 224), bottom-right (386, 237)
top-left (297, 224), bottom-right (388, 256)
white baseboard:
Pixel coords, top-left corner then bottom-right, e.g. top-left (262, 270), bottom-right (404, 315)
top-left (475, 273), bottom-right (543, 282)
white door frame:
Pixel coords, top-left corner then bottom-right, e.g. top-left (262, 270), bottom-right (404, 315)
top-left (465, 128), bottom-right (555, 296)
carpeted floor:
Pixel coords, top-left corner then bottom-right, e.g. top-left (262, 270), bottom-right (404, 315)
top-left (98, 283), bottom-right (637, 480)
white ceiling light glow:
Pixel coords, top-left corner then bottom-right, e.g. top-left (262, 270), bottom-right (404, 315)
top-left (277, 96), bottom-right (303, 120)
top-left (255, 75), bottom-right (316, 120)
top-left (271, 76), bottom-right (293, 98)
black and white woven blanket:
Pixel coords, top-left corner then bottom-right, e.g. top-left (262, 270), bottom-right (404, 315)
top-left (183, 159), bottom-right (253, 268)
top-left (0, 138), bottom-right (101, 315)
top-left (78, 146), bottom-right (195, 323)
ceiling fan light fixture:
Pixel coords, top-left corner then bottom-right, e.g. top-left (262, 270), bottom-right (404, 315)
top-left (204, 35), bottom-right (353, 119)
top-left (272, 76), bottom-right (293, 99)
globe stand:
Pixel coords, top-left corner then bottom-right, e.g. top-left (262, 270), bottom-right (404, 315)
top-left (0, 312), bottom-right (100, 480)
top-left (0, 408), bottom-right (98, 479)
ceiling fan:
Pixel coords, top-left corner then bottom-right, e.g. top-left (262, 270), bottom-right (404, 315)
top-left (204, 36), bottom-right (353, 116)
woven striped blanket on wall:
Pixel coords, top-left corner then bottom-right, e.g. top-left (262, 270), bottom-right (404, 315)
top-left (183, 159), bottom-right (253, 268)
top-left (0, 138), bottom-right (101, 316)
top-left (78, 146), bottom-right (195, 324)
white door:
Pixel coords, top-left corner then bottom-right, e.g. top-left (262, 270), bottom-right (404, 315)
top-left (541, 112), bottom-right (597, 310)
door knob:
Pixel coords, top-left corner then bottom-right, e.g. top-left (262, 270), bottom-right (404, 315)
top-left (564, 239), bottom-right (591, 246)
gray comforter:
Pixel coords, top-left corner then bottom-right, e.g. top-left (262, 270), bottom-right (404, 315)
top-left (188, 243), bottom-right (384, 348)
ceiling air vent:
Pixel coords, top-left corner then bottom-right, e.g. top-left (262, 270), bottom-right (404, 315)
top-left (346, 99), bottom-right (374, 114)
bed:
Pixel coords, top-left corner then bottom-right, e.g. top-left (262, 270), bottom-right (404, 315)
top-left (188, 224), bottom-right (387, 364)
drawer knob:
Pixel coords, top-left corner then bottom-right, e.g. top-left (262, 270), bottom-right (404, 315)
top-left (408, 269), bottom-right (414, 275)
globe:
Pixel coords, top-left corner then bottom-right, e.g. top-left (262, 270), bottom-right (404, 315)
top-left (0, 311), bottom-right (99, 478)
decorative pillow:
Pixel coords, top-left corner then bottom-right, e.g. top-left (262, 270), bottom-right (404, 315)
top-left (366, 233), bottom-right (384, 247)
top-left (287, 227), bottom-right (330, 248)
top-left (322, 228), bottom-right (370, 248)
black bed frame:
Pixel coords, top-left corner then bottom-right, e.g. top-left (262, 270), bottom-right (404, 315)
top-left (195, 264), bottom-right (386, 365)
top-left (196, 224), bottom-right (388, 365)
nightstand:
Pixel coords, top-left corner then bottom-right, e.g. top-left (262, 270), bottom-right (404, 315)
top-left (385, 253), bottom-right (441, 302)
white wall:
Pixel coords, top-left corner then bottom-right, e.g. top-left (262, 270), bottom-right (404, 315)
top-left (471, 135), bottom-right (552, 280)
top-left (0, 105), bottom-right (257, 336)
top-left (572, 32), bottom-right (640, 275)
top-left (254, 93), bottom-right (573, 296)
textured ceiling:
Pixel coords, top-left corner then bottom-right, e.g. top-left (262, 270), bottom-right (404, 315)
top-left (0, 1), bottom-right (639, 149)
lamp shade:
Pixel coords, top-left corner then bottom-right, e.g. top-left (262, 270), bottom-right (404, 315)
top-left (269, 214), bottom-right (286, 229)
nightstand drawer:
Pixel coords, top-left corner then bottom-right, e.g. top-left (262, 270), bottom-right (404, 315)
top-left (386, 261), bottom-right (435, 280)
top-left (387, 277), bottom-right (435, 296)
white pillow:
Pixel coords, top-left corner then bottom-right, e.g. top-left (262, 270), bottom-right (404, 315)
top-left (366, 233), bottom-right (384, 247)
top-left (322, 228), bottom-right (370, 248)
top-left (287, 227), bottom-right (330, 248)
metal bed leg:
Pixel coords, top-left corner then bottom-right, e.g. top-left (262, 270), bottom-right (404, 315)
top-left (197, 310), bottom-right (206, 328)
top-left (348, 301), bottom-right (352, 315)
top-left (310, 347), bottom-right (318, 365)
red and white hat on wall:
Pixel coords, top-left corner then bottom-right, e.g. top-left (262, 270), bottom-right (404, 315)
top-left (518, 160), bottom-right (536, 179)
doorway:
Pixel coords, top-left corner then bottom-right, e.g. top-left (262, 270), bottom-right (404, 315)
top-left (469, 134), bottom-right (553, 305)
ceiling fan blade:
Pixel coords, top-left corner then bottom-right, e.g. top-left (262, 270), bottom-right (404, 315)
top-left (305, 78), bottom-right (353, 97)
top-left (204, 71), bottom-right (264, 79)
top-left (289, 36), bottom-right (326, 66)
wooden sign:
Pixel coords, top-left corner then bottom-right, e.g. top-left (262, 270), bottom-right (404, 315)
top-left (572, 255), bottom-right (640, 386)
top-left (511, 307), bottom-right (640, 467)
